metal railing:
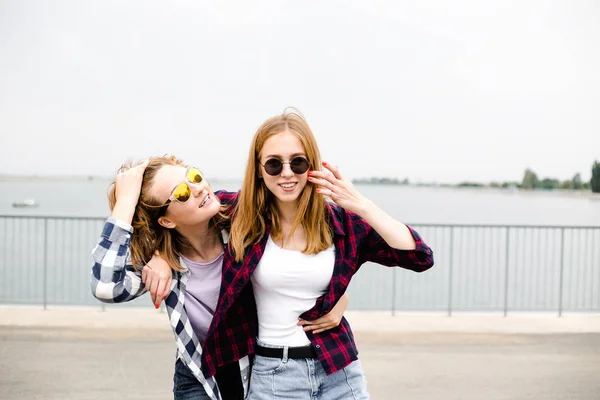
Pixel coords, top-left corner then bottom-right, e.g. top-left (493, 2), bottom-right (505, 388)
top-left (1, 215), bottom-right (599, 315)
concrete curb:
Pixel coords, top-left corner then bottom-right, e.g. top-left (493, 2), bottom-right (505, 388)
top-left (2, 305), bottom-right (600, 334)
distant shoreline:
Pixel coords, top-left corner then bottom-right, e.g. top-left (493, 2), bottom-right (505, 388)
top-left (0, 175), bottom-right (242, 183)
top-left (1, 175), bottom-right (597, 199)
top-left (0, 175), bottom-right (112, 183)
top-left (352, 182), bottom-right (599, 199)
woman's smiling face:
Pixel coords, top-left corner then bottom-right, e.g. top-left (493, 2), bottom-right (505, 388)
top-left (259, 129), bottom-right (310, 207)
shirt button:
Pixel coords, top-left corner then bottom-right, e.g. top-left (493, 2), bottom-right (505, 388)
top-left (315, 345), bottom-right (320, 349)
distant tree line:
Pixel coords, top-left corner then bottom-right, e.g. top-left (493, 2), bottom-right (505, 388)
top-left (352, 161), bottom-right (600, 193)
top-left (592, 161), bottom-right (600, 193)
top-left (352, 177), bottom-right (410, 185)
top-left (520, 160), bottom-right (600, 192)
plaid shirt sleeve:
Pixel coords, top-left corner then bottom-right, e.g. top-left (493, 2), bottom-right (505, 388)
top-left (296, 206), bottom-right (435, 375)
top-left (90, 218), bottom-right (147, 303)
top-left (352, 212), bottom-right (434, 272)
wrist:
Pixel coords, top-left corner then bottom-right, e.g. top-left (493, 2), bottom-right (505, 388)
top-left (111, 201), bottom-right (137, 225)
top-left (116, 196), bottom-right (140, 208)
top-left (354, 197), bottom-right (376, 218)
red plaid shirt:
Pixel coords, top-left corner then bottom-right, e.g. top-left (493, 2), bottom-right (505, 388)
top-left (201, 191), bottom-right (434, 377)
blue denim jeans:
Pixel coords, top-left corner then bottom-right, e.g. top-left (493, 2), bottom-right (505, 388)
top-left (247, 340), bottom-right (370, 400)
top-left (173, 358), bottom-right (245, 400)
top-left (173, 358), bottom-right (211, 400)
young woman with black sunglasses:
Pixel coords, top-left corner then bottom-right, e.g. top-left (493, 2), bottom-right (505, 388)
top-left (145, 108), bottom-right (434, 399)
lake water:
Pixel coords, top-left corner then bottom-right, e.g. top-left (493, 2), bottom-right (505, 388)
top-left (1, 179), bottom-right (599, 312)
top-left (1, 179), bottom-right (599, 226)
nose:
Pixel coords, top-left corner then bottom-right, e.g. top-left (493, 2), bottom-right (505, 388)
top-left (280, 162), bottom-right (294, 178)
top-left (191, 180), bottom-right (208, 198)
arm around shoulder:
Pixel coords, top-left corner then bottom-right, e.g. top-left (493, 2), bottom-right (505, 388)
top-left (90, 218), bottom-right (147, 303)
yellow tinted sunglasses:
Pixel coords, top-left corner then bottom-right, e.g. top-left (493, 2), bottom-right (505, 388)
top-left (163, 166), bottom-right (204, 206)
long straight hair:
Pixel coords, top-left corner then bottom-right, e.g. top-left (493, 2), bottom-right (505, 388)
top-left (107, 155), bottom-right (226, 271)
top-left (229, 109), bottom-right (333, 261)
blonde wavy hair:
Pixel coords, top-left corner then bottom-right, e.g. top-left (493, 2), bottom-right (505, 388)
top-left (107, 155), bottom-right (226, 272)
top-left (229, 108), bottom-right (333, 261)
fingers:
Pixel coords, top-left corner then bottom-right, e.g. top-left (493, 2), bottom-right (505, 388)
top-left (144, 268), bottom-right (155, 291)
top-left (114, 160), bottom-right (149, 206)
top-left (155, 278), bottom-right (169, 307)
top-left (308, 162), bottom-right (346, 195)
top-left (143, 265), bottom-right (162, 307)
top-left (307, 171), bottom-right (338, 198)
top-left (150, 275), bottom-right (160, 308)
top-left (147, 270), bottom-right (170, 309)
top-left (155, 280), bottom-right (166, 308)
top-left (321, 161), bottom-right (343, 180)
top-left (302, 322), bottom-right (334, 333)
top-left (150, 290), bottom-right (158, 307)
top-left (316, 188), bottom-right (335, 198)
top-left (299, 315), bottom-right (331, 325)
top-left (298, 317), bottom-right (331, 328)
top-left (141, 266), bottom-right (148, 285)
top-left (308, 170), bottom-right (337, 185)
top-left (161, 276), bottom-right (172, 299)
top-left (308, 176), bottom-right (336, 194)
top-left (133, 160), bottom-right (149, 176)
top-left (303, 323), bottom-right (324, 331)
top-left (145, 251), bottom-right (172, 309)
top-left (118, 159), bottom-right (149, 175)
top-left (116, 160), bottom-right (148, 184)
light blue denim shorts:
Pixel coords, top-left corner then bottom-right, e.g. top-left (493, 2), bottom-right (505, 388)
top-left (247, 339), bottom-right (370, 400)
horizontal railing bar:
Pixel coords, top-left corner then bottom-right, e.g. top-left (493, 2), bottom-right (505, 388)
top-left (1, 215), bottom-right (599, 229)
top-left (406, 224), bottom-right (600, 229)
top-left (0, 215), bottom-right (106, 221)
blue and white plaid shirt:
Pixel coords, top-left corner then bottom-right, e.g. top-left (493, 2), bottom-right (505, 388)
top-left (90, 217), bottom-right (251, 400)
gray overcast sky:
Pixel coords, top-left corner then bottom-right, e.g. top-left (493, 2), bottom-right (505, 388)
top-left (0, 0), bottom-right (598, 183)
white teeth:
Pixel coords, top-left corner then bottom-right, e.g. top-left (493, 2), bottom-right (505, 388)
top-left (280, 183), bottom-right (296, 188)
top-left (199, 195), bottom-right (209, 208)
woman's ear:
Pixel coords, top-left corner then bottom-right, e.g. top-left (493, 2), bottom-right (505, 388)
top-left (157, 216), bottom-right (176, 229)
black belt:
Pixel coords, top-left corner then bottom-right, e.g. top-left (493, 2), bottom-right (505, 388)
top-left (255, 344), bottom-right (317, 359)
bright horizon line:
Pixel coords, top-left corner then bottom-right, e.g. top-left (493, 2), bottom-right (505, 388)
top-left (0, 173), bottom-right (593, 186)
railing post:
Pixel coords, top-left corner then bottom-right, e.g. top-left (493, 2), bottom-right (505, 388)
top-left (448, 227), bottom-right (454, 317)
top-left (43, 218), bottom-right (48, 311)
top-left (391, 267), bottom-right (397, 316)
top-left (503, 227), bottom-right (510, 317)
top-left (558, 228), bottom-right (565, 317)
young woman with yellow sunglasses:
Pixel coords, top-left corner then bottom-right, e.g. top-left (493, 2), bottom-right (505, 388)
top-left (90, 155), bottom-right (347, 400)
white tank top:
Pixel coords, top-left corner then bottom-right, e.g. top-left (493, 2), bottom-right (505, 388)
top-left (251, 236), bottom-right (335, 346)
